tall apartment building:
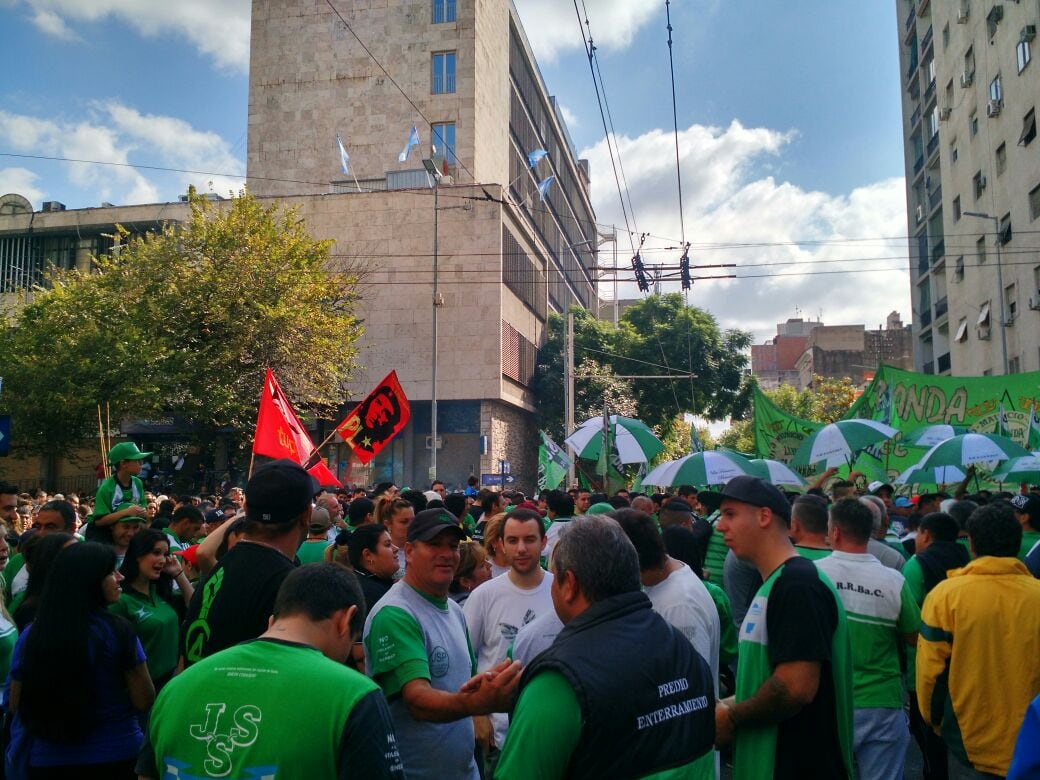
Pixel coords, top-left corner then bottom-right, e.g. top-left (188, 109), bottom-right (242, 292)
top-left (0, 0), bottom-right (597, 491)
top-left (896, 0), bottom-right (1040, 377)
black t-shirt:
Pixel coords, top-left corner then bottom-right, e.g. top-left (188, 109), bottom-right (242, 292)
top-left (354, 568), bottom-right (394, 614)
top-left (181, 541), bottom-right (296, 667)
top-left (764, 555), bottom-right (845, 779)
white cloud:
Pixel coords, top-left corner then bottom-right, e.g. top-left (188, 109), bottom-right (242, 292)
top-left (513, 0), bottom-right (660, 62)
top-left (30, 7), bottom-right (78, 40)
top-left (580, 121), bottom-right (911, 343)
top-left (0, 168), bottom-right (44, 205)
top-left (20, 0), bottom-right (250, 72)
top-left (0, 104), bottom-right (244, 206)
top-left (558, 103), bottom-right (579, 129)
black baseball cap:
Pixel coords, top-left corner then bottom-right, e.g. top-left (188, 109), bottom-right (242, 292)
top-left (720, 475), bottom-right (792, 522)
top-left (347, 497), bottom-right (375, 526)
top-left (407, 508), bottom-right (466, 543)
top-left (246, 459), bottom-right (319, 525)
top-left (1010, 493), bottom-right (1040, 521)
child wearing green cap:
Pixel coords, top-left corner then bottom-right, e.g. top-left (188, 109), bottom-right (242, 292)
top-left (86, 442), bottom-right (152, 543)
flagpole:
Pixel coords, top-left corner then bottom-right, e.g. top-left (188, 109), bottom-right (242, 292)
top-left (97, 405), bottom-right (109, 479)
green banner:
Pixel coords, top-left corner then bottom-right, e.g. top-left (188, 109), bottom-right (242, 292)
top-left (537, 431), bottom-right (570, 491)
top-left (753, 365), bottom-right (1040, 485)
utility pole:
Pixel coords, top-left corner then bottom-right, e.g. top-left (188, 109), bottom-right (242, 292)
top-left (565, 311), bottom-right (575, 487)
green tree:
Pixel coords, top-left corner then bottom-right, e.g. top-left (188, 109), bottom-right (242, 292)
top-left (0, 190), bottom-right (363, 467)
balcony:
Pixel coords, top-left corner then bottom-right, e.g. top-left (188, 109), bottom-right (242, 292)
top-left (931, 239), bottom-right (945, 264)
top-left (921, 309), bottom-right (933, 326)
top-left (923, 360), bottom-right (935, 374)
top-left (924, 79), bottom-right (936, 103)
top-left (921, 26), bottom-right (933, 52)
top-left (937, 352), bottom-right (951, 373)
top-left (913, 153), bottom-right (925, 175)
top-left (910, 105), bottom-right (921, 128)
top-left (934, 296), bottom-right (948, 318)
top-left (905, 5), bottom-right (916, 31)
top-left (926, 131), bottom-right (940, 157)
top-left (928, 185), bottom-right (942, 210)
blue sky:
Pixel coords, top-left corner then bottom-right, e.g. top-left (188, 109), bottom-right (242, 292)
top-left (0, 0), bottom-right (912, 341)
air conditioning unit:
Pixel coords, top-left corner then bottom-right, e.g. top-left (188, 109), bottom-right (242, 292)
top-left (957, 8), bottom-right (970, 23)
top-left (987, 100), bottom-right (1003, 117)
top-left (916, 205), bottom-right (925, 223)
top-left (977, 327), bottom-right (992, 340)
top-left (1004, 313), bottom-right (1017, 326)
top-left (940, 106), bottom-right (952, 120)
top-left (1029, 295), bottom-right (1040, 311)
top-left (1023, 25), bottom-right (1038, 42)
top-left (960, 70), bottom-right (974, 88)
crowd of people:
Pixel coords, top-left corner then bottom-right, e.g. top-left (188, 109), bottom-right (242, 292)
top-left (1, 441), bottom-right (1040, 779)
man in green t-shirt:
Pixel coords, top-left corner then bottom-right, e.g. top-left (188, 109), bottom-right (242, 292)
top-left (815, 498), bottom-right (920, 779)
top-left (89, 442), bottom-right (152, 543)
top-left (137, 563), bottom-right (404, 780)
top-left (714, 476), bottom-right (855, 780)
top-left (363, 509), bottom-right (520, 780)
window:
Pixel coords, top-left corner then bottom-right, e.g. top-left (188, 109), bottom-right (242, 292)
top-left (929, 106), bottom-right (941, 137)
top-left (996, 142), bottom-right (1007, 175)
top-left (431, 122), bottom-right (456, 164)
top-left (973, 170), bottom-right (986, 199)
top-left (1019, 108), bottom-right (1037, 146)
top-left (1005, 283), bottom-right (1017, 320)
top-left (986, 4), bottom-right (1004, 39)
top-left (990, 73), bottom-right (1003, 103)
top-left (977, 235), bottom-right (988, 263)
top-left (945, 79), bottom-right (955, 108)
top-left (955, 318), bottom-right (969, 342)
top-left (1031, 183), bottom-right (1040, 220)
top-left (955, 255), bottom-right (965, 280)
top-left (431, 52), bottom-right (456, 94)
top-left (971, 111), bottom-right (979, 136)
top-left (965, 45), bottom-right (975, 76)
top-left (1009, 356), bottom-right (1021, 374)
top-left (432, 0), bottom-right (456, 23)
top-left (999, 212), bottom-right (1012, 244)
top-left (953, 195), bottom-right (962, 221)
top-left (977, 301), bottom-right (991, 327)
top-left (1019, 39), bottom-right (1032, 73)
top-left (943, 23), bottom-right (951, 49)
top-left (952, 144), bottom-right (959, 163)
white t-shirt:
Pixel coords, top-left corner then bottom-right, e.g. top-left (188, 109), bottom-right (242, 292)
top-left (510, 610), bottom-right (564, 665)
top-left (463, 570), bottom-right (554, 748)
top-left (643, 563), bottom-right (721, 689)
top-left (543, 518), bottom-right (572, 567)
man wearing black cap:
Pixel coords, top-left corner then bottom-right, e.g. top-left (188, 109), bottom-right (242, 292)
top-left (181, 459), bottom-right (315, 668)
top-left (363, 508), bottom-right (521, 780)
top-left (714, 475), bottom-right (854, 780)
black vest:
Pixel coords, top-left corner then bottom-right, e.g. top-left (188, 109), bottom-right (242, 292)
top-left (519, 591), bottom-right (715, 780)
top-left (917, 541), bottom-right (970, 594)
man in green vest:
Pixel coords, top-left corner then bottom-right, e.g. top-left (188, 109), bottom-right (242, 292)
top-left (714, 475), bottom-right (854, 780)
top-left (137, 563), bottom-right (404, 779)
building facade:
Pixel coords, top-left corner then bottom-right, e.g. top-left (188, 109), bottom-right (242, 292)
top-left (0, 0), bottom-right (598, 492)
top-left (750, 318), bottom-right (821, 389)
top-left (897, 0), bottom-right (1040, 377)
top-left (795, 313), bottom-right (914, 390)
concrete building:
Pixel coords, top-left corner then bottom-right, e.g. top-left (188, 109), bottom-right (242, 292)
top-left (750, 317), bottom-right (822, 389)
top-left (896, 0), bottom-right (1040, 377)
top-left (0, 0), bottom-right (599, 492)
top-left (795, 312), bottom-right (913, 389)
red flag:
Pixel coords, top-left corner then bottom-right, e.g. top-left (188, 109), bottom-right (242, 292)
top-left (253, 369), bottom-right (341, 487)
top-left (335, 370), bottom-right (411, 465)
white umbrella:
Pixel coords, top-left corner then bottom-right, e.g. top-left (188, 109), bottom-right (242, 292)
top-left (564, 415), bottom-right (664, 465)
top-left (748, 459), bottom-right (808, 488)
top-left (894, 464), bottom-right (967, 486)
top-left (791, 419), bottom-right (898, 469)
top-left (642, 449), bottom-right (754, 487)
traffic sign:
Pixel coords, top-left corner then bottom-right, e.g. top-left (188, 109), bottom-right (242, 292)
top-left (0, 415), bottom-right (9, 456)
top-left (481, 473), bottom-right (516, 487)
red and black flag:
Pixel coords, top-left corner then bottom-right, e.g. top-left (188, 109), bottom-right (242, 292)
top-left (336, 371), bottom-right (411, 464)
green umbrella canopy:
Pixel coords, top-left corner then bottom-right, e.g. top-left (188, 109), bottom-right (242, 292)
top-left (915, 433), bottom-right (1031, 470)
top-left (791, 419), bottom-right (898, 469)
top-left (564, 415), bottom-right (664, 465)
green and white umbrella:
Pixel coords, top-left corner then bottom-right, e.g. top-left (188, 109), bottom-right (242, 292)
top-left (748, 459), bottom-right (808, 488)
top-left (642, 449), bottom-right (754, 487)
top-left (791, 419), bottom-right (898, 469)
top-left (901, 424), bottom-right (972, 448)
top-left (564, 415), bottom-right (664, 465)
top-left (990, 454), bottom-right (1040, 484)
top-left (914, 433), bottom-right (1031, 470)
top-left (894, 464), bottom-right (967, 486)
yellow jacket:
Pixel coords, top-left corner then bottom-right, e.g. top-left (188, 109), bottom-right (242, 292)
top-left (917, 556), bottom-right (1040, 776)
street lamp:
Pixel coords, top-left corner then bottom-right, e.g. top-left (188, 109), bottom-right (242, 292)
top-left (962, 211), bottom-right (1009, 375)
top-left (423, 158), bottom-right (443, 481)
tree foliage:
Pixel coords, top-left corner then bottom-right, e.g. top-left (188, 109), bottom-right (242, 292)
top-left (0, 190), bottom-right (363, 458)
top-left (531, 295), bottom-right (753, 443)
top-left (715, 375), bottom-right (859, 454)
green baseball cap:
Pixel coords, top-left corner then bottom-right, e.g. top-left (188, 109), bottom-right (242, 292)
top-left (114, 502), bottom-right (145, 522)
top-left (108, 442), bottom-right (153, 464)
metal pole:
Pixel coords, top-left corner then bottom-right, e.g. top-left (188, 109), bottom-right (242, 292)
top-left (565, 311), bottom-right (575, 487)
top-left (613, 235), bottom-right (618, 325)
top-left (430, 185), bottom-right (439, 481)
top-left (993, 217), bottom-right (1010, 375)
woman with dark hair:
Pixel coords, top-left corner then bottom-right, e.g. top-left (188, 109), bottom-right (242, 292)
top-left (110, 529), bottom-right (194, 691)
top-left (8, 542), bottom-right (154, 778)
top-left (11, 532), bottom-right (77, 631)
top-left (347, 524), bottom-right (398, 611)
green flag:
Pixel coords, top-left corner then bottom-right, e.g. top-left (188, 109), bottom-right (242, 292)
top-left (1029, 404), bottom-right (1040, 450)
top-left (538, 431), bottom-right (570, 491)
